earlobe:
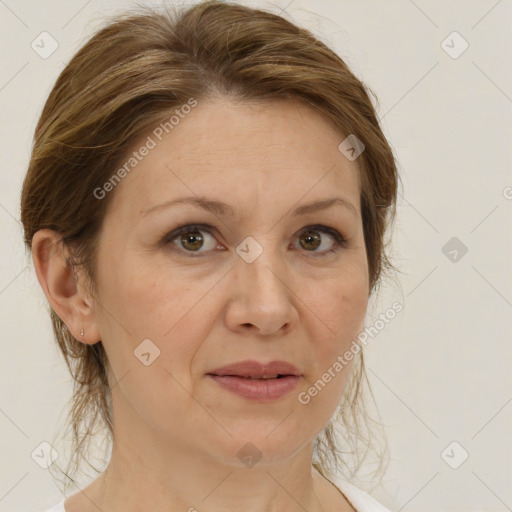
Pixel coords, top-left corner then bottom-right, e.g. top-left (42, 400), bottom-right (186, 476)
top-left (31, 229), bottom-right (101, 344)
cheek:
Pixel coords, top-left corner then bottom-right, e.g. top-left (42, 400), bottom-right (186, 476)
top-left (96, 248), bottom-right (190, 333)
top-left (93, 260), bottom-right (215, 427)
top-left (94, 251), bottom-right (220, 379)
top-left (298, 263), bottom-right (368, 398)
top-left (305, 262), bottom-right (368, 343)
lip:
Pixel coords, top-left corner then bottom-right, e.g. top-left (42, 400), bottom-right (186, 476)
top-left (208, 360), bottom-right (302, 378)
top-left (207, 360), bottom-right (302, 401)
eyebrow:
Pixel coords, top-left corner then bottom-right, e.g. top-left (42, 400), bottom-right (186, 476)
top-left (141, 195), bottom-right (358, 218)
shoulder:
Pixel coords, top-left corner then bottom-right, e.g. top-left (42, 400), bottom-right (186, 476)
top-left (324, 471), bottom-right (392, 512)
top-left (44, 498), bottom-right (66, 512)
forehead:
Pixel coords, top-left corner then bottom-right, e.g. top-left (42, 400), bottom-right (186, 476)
top-left (107, 97), bottom-right (362, 221)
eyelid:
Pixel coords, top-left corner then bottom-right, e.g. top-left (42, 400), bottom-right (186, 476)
top-left (163, 223), bottom-right (347, 257)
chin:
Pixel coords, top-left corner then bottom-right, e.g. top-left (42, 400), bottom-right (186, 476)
top-left (213, 425), bottom-right (312, 468)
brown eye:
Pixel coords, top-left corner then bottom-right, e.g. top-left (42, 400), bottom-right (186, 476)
top-left (179, 230), bottom-right (204, 251)
top-left (165, 224), bottom-right (219, 255)
top-left (164, 224), bottom-right (346, 258)
top-left (299, 230), bottom-right (321, 251)
top-left (296, 225), bottom-right (346, 256)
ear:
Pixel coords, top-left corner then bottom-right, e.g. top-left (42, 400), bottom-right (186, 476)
top-left (31, 229), bottom-right (101, 344)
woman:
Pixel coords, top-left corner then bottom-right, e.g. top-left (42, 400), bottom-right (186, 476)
top-left (21, 1), bottom-right (399, 510)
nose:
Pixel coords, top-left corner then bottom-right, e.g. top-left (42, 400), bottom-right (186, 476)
top-left (224, 247), bottom-right (299, 336)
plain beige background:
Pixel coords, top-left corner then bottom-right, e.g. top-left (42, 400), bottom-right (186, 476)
top-left (1, 1), bottom-right (511, 511)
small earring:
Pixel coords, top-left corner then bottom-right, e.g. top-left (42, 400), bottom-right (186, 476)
top-left (80, 328), bottom-right (84, 336)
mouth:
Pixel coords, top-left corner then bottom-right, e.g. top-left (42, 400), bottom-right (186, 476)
top-left (207, 360), bottom-right (302, 400)
top-left (208, 360), bottom-right (302, 378)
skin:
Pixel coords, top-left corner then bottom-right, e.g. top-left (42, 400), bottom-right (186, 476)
top-left (33, 96), bottom-right (369, 512)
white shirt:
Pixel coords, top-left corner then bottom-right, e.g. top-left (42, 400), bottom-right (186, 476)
top-left (45, 473), bottom-right (391, 512)
top-left (327, 471), bottom-right (392, 511)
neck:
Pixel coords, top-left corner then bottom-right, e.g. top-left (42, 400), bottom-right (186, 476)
top-left (94, 435), bottom-right (328, 512)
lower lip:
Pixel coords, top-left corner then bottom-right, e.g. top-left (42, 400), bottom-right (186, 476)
top-left (208, 375), bottom-right (301, 401)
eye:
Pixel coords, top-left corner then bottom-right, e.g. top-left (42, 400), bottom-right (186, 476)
top-left (165, 224), bottom-right (220, 256)
top-left (295, 225), bottom-right (347, 256)
top-left (163, 223), bottom-right (347, 257)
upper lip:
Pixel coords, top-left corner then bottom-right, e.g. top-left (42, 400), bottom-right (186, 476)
top-left (208, 360), bottom-right (302, 378)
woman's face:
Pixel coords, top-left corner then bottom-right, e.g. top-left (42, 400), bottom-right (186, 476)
top-left (90, 96), bottom-right (369, 466)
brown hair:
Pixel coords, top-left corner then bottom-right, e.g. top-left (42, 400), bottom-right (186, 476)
top-left (21, 0), bottom-right (399, 489)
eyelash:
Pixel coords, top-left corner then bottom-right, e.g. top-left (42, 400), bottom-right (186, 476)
top-left (163, 223), bottom-right (347, 258)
